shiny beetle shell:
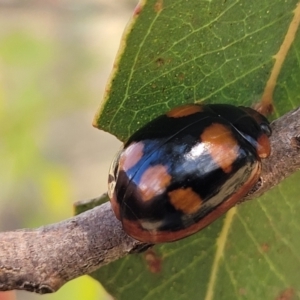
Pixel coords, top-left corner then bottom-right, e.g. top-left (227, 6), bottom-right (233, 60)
top-left (108, 104), bottom-right (271, 243)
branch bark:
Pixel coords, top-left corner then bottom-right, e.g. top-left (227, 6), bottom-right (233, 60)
top-left (0, 107), bottom-right (300, 294)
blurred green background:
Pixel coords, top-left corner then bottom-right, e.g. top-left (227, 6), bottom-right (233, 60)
top-left (0, 0), bottom-right (136, 299)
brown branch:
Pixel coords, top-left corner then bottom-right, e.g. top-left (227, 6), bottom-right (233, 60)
top-left (245, 106), bottom-right (300, 199)
top-left (0, 202), bottom-right (145, 294)
top-left (0, 107), bottom-right (300, 294)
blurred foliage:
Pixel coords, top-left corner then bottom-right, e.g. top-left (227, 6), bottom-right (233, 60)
top-left (0, 28), bottom-right (93, 228)
top-left (0, 1), bottom-right (135, 299)
top-left (0, 23), bottom-right (104, 300)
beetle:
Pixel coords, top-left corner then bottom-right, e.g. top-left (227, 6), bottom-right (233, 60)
top-left (108, 103), bottom-right (272, 243)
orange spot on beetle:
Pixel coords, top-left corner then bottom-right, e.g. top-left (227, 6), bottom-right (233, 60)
top-left (167, 104), bottom-right (204, 118)
top-left (119, 142), bottom-right (144, 172)
top-left (201, 123), bottom-right (239, 173)
top-left (168, 187), bottom-right (202, 214)
top-left (139, 165), bottom-right (171, 201)
top-left (256, 134), bottom-right (271, 158)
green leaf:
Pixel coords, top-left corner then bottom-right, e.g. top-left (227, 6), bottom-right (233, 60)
top-left (74, 194), bottom-right (109, 215)
top-left (91, 0), bottom-right (300, 299)
top-left (94, 0), bottom-right (300, 141)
